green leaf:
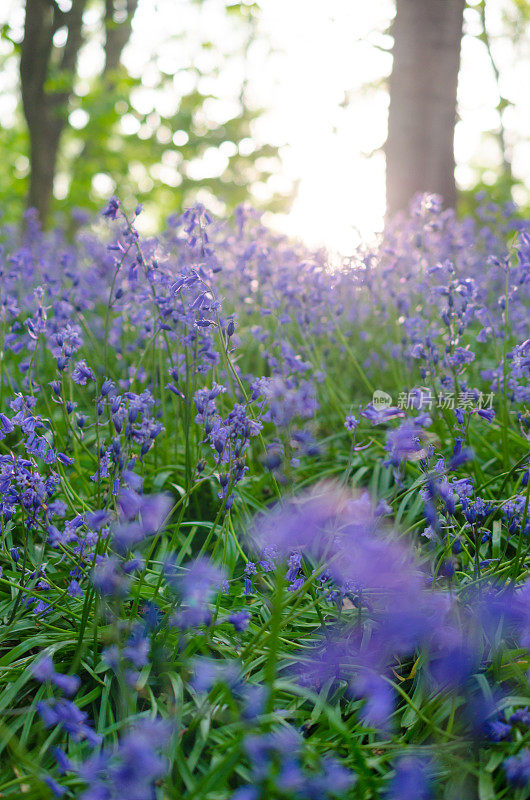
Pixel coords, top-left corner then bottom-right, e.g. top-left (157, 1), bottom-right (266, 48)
top-left (478, 770), bottom-right (496, 800)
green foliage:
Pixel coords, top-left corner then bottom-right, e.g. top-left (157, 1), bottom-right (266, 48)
top-left (459, 172), bottom-right (530, 219)
top-left (0, 122), bottom-right (29, 226)
top-left (0, 1), bottom-right (293, 225)
top-left (57, 67), bottom-right (289, 224)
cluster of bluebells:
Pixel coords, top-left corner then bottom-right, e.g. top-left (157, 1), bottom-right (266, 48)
top-left (70, 718), bottom-right (172, 800)
top-left (189, 656), bottom-right (352, 799)
top-left (0, 191), bottom-right (527, 798)
top-left (165, 555), bottom-right (226, 628)
top-left (233, 727), bottom-right (354, 800)
top-left (251, 483), bottom-right (530, 781)
top-left (194, 383), bottom-right (262, 507)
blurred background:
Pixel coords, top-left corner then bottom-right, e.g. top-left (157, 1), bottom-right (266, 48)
top-left (1, 0), bottom-right (529, 252)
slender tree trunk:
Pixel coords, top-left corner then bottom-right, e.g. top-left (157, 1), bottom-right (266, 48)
top-left (385, 0), bottom-right (465, 217)
top-left (20, 0), bottom-right (87, 226)
top-left (104, 0), bottom-right (139, 74)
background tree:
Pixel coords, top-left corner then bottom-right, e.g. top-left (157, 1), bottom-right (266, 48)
top-left (20, 0), bottom-right (88, 223)
top-left (385, 0), bottom-right (466, 216)
top-left (8, 0), bottom-right (290, 227)
top-left (458, 0), bottom-right (529, 214)
top-left (384, 0), bottom-right (530, 217)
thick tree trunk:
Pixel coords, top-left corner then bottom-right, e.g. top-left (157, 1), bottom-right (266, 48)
top-left (385, 0), bottom-right (465, 217)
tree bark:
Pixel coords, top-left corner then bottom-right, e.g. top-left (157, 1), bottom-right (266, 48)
top-left (20, 0), bottom-right (87, 225)
top-left (385, 0), bottom-right (465, 217)
top-left (104, 0), bottom-right (139, 75)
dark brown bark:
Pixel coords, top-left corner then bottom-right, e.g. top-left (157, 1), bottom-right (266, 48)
top-left (385, 0), bottom-right (465, 217)
top-left (104, 0), bottom-right (139, 75)
top-left (20, 0), bottom-right (87, 225)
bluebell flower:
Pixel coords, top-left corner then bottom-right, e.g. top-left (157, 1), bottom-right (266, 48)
top-left (68, 579), bottom-right (83, 598)
top-left (102, 196), bottom-right (120, 219)
top-left (123, 626), bottom-right (150, 669)
top-left (387, 756), bottom-right (432, 799)
top-left (483, 709), bottom-right (513, 743)
top-left (384, 420), bottom-right (425, 466)
top-left (504, 750), bottom-right (530, 787)
top-left (192, 658), bottom-right (240, 694)
top-left (510, 708), bottom-right (530, 727)
top-left (476, 407), bottom-right (495, 423)
top-left (167, 556), bottom-right (225, 603)
top-left (37, 698), bottom-right (101, 746)
top-left (71, 360), bottom-right (95, 386)
top-left (76, 718), bottom-right (170, 800)
top-left (227, 610), bottom-right (251, 631)
top-left (32, 655), bottom-right (80, 696)
top-left (92, 556), bottom-right (130, 598)
top-left (352, 670), bottom-right (394, 729)
top-left (53, 748), bottom-right (73, 774)
top-left (307, 757), bottom-right (355, 798)
top-left (239, 683), bottom-right (268, 720)
top-left (231, 788), bottom-right (260, 800)
top-left (243, 562), bottom-right (257, 595)
top-left (43, 775), bottom-right (66, 797)
top-left (0, 413), bottom-right (14, 437)
top-left (166, 556), bottom-right (226, 628)
top-left (361, 403), bottom-right (405, 425)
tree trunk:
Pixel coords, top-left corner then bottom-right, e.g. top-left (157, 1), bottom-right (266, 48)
top-left (385, 0), bottom-right (465, 217)
top-left (104, 0), bottom-right (139, 74)
top-left (27, 117), bottom-right (62, 224)
top-left (20, 0), bottom-right (87, 226)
